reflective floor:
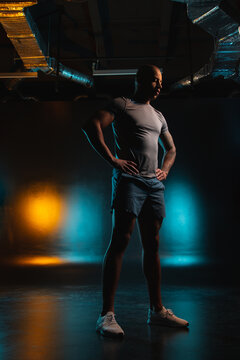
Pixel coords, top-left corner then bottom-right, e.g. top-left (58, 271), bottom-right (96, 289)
top-left (0, 264), bottom-right (239, 360)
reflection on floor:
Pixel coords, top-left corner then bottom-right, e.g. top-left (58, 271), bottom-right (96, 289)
top-left (0, 263), bottom-right (239, 360)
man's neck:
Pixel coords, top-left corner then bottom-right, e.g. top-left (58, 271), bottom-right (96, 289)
top-left (132, 91), bottom-right (150, 104)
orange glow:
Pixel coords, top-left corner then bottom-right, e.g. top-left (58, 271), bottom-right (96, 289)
top-left (11, 256), bottom-right (66, 266)
top-left (16, 293), bottom-right (59, 360)
top-left (16, 183), bottom-right (65, 235)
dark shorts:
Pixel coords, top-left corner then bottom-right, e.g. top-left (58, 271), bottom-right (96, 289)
top-left (111, 173), bottom-right (166, 218)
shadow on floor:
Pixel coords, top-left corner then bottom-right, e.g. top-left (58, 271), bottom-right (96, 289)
top-left (0, 261), bottom-right (239, 360)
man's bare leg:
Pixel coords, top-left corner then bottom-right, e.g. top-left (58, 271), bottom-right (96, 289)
top-left (138, 206), bottom-right (163, 312)
top-left (101, 209), bottom-right (136, 316)
top-left (138, 207), bottom-right (189, 327)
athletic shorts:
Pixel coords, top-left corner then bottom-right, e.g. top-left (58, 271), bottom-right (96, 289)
top-left (111, 172), bottom-right (166, 218)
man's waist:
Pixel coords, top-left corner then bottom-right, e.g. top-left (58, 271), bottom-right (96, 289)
top-left (113, 168), bottom-right (157, 179)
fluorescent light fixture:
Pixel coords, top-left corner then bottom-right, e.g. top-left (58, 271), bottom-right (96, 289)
top-left (93, 69), bottom-right (138, 76)
top-left (0, 72), bottom-right (38, 79)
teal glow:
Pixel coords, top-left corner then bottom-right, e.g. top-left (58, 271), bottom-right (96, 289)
top-left (161, 178), bottom-right (205, 264)
top-left (60, 185), bottom-right (104, 263)
top-left (63, 255), bottom-right (102, 264)
top-left (161, 255), bottom-right (206, 267)
top-left (60, 66), bottom-right (94, 87)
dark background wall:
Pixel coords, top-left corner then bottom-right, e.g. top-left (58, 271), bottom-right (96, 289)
top-left (0, 98), bottom-right (239, 267)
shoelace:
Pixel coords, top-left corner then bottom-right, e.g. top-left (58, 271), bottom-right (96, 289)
top-left (166, 308), bottom-right (174, 316)
top-left (105, 314), bottom-right (117, 325)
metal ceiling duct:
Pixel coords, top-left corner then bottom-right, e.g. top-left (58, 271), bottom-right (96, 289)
top-left (0, 1), bottom-right (93, 87)
top-left (0, 1), bottom-right (48, 70)
top-left (172, 0), bottom-right (240, 87)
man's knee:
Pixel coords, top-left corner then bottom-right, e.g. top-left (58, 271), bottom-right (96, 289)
top-left (110, 228), bottom-right (132, 253)
top-left (143, 235), bottom-right (159, 255)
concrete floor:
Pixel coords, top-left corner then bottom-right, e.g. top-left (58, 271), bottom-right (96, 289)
top-left (0, 263), bottom-right (239, 360)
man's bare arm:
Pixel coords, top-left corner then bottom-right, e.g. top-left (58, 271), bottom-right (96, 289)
top-left (156, 130), bottom-right (176, 181)
top-left (82, 110), bottom-right (139, 175)
top-left (82, 110), bottom-right (116, 165)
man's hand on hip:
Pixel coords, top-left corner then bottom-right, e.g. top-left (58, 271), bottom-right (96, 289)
top-left (112, 158), bottom-right (139, 175)
top-left (156, 168), bottom-right (168, 181)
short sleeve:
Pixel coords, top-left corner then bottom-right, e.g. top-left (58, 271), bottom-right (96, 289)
top-left (160, 113), bottom-right (168, 134)
top-left (153, 108), bottom-right (169, 134)
top-left (103, 97), bottom-right (126, 118)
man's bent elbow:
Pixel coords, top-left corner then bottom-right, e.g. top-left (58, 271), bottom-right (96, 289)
top-left (82, 117), bottom-right (100, 137)
top-left (165, 146), bottom-right (176, 156)
top-left (82, 110), bottom-right (113, 134)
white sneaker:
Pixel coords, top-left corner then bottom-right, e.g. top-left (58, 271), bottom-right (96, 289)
top-left (96, 312), bottom-right (124, 337)
top-left (147, 306), bottom-right (189, 327)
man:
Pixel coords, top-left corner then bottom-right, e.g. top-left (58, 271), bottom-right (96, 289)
top-left (82, 64), bottom-right (189, 337)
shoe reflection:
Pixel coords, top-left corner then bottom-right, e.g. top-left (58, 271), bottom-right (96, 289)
top-left (148, 325), bottom-right (189, 359)
top-left (97, 334), bottom-right (124, 360)
top-left (148, 325), bottom-right (189, 344)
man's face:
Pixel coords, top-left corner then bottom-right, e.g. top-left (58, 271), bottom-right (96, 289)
top-left (141, 68), bottom-right (163, 100)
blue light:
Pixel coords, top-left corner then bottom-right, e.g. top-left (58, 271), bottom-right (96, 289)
top-left (60, 184), bottom-right (104, 263)
top-left (60, 66), bottom-right (94, 87)
top-left (161, 255), bottom-right (205, 267)
top-left (63, 255), bottom-right (102, 264)
top-left (161, 178), bottom-right (205, 266)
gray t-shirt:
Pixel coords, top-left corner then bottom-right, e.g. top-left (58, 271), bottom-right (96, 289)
top-left (106, 97), bottom-right (168, 178)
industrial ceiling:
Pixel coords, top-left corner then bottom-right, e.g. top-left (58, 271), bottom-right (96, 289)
top-left (0, 0), bottom-right (239, 100)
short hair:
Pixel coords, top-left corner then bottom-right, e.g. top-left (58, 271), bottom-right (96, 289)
top-left (136, 64), bottom-right (162, 84)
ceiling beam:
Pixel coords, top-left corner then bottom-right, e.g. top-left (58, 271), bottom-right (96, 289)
top-left (87, 0), bottom-right (106, 58)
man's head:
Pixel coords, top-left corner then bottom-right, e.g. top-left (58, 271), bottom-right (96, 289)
top-left (135, 64), bottom-right (162, 101)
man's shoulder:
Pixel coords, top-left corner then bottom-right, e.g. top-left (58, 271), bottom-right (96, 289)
top-left (150, 106), bottom-right (168, 130)
top-left (150, 105), bottom-right (164, 117)
top-left (112, 96), bottom-right (128, 104)
top-left (103, 96), bottom-right (128, 116)
top-left (109, 96), bottom-right (128, 111)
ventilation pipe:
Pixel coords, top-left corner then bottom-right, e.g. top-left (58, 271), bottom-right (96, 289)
top-left (172, 0), bottom-right (240, 87)
top-left (0, 1), bottom-right (93, 87)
